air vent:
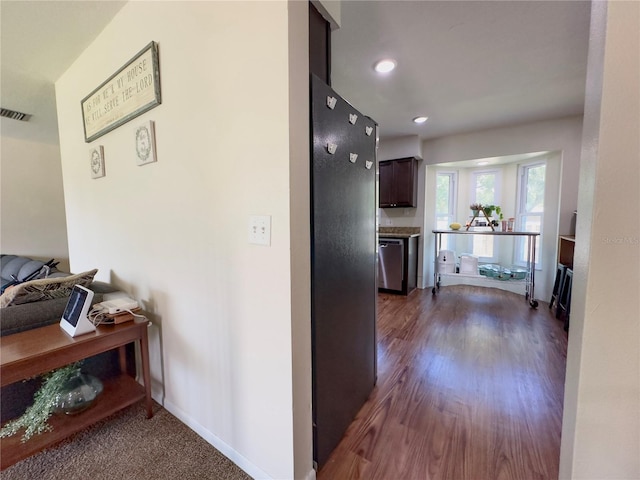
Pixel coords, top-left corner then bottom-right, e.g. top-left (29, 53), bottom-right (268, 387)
top-left (1, 108), bottom-right (31, 122)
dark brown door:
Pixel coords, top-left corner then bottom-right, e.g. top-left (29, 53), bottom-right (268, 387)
top-left (309, 4), bottom-right (330, 85)
top-left (393, 158), bottom-right (417, 207)
top-left (379, 158), bottom-right (417, 208)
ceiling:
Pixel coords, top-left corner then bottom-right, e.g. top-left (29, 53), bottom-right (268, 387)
top-left (332, 0), bottom-right (591, 141)
top-left (0, 1), bottom-right (126, 143)
top-left (1, 1), bottom-right (591, 145)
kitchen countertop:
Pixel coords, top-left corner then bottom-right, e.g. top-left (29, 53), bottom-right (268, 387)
top-left (379, 233), bottom-right (421, 238)
top-left (378, 227), bottom-right (421, 239)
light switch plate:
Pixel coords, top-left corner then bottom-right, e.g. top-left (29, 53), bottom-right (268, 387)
top-left (249, 215), bottom-right (271, 246)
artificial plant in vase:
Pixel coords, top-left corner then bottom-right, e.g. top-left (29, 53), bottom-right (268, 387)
top-left (0, 362), bottom-right (85, 442)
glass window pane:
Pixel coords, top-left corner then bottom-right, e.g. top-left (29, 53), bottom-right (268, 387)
top-left (436, 175), bottom-right (450, 214)
top-left (475, 173), bottom-right (495, 205)
top-left (516, 214), bottom-right (542, 264)
top-left (516, 236), bottom-right (541, 264)
top-left (471, 171), bottom-right (497, 261)
top-left (525, 164), bottom-right (545, 212)
top-left (472, 235), bottom-right (494, 258)
top-left (436, 216), bottom-right (450, 230)
top-left (521, 214), bottom-right (542, 233)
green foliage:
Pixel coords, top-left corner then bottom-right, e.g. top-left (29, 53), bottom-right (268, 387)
top-left (0, 362), bottom-right (82, 443)
top-left (482, 205), bottom-right (496, 216)
top-left (525, 164), bottom-right (546, 212)
top-left (436, 175), bottom-right (451, 214)
top-left (475, 173), bottom-right (496, 205)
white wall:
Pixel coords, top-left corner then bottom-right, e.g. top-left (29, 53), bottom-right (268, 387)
top-left (422, 116), bottom-right (582, 235)
top-left (55, 2), bottom-right (311, 479)
top-left (560, 1), bottom-right (640, 478)
top-left (0, 133), bottom-right (70, 271)
top-left (377, 135), bottom-right (424, 231)
top-left (425, 152), bottom-right (561, 301)
top-left (416, 117), bottom-right (582, 294)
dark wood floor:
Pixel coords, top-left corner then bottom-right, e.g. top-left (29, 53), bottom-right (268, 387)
top-left (318, 285), bottom-right (568, 480)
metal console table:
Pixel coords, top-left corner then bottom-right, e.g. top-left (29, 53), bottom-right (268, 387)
top-left (432, 229), bottom-right (540, 308)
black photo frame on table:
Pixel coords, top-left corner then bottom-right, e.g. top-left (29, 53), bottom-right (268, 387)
top-left (81, 41), bottom-right (161, 143)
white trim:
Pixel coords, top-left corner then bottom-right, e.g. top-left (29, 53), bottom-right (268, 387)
top-left (163, 399), bottom-right (273, 480)
top-left (304, 468), bottom-right (317, 480)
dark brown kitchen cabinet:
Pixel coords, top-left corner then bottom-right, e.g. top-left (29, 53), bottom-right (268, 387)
top-left (379, 157), bottom-right (418, 208)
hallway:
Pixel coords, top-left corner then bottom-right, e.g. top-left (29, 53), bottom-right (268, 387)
top-left (318, 285), bottom-right (567, 480)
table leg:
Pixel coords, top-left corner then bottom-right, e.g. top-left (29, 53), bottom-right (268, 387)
top-left (118, 345), bottom-right (127, 373)
top-left (139, 323), bottom-right (153, 418)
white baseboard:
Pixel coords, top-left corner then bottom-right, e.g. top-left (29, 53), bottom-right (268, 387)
top-left (163, 399), bottom-right (272, 480)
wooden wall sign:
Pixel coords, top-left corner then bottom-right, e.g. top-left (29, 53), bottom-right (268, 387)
top-left (81, 41), bottom-right (161, 143)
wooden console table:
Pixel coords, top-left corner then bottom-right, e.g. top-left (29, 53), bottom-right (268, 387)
top-left (1, 320), bottom-right (153, 470)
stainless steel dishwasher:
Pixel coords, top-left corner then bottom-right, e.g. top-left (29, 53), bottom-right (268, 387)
top-left (378, 238), bottom-right (404, 291)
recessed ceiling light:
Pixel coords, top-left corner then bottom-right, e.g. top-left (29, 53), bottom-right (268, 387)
top-left (374, 59), bottom-right (396, 73)
top-left (477, 161), bottom-right (489, 166)
top-left (413, 116), bottom-right (428, 124)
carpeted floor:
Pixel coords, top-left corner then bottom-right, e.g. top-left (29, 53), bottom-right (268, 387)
top-left (2, 402), bottom-right (252, 480)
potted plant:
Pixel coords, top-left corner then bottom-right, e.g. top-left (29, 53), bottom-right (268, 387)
top-left (469, 203), bottom-right (483, 216)
top-left (495, 206), bottom-right (507, 230)
top-left (482, 204), bottom-right (496, 218)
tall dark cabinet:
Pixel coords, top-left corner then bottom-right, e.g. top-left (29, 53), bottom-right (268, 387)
top-left (310, 74), bottom-right (378, 469)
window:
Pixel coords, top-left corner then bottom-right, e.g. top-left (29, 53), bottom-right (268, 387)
top-left (435, 172), bottom-right (457, 251)
top-left (515, 162), bottom-right (546, 266)
top-left (470, 170), bottom-right (501, 260)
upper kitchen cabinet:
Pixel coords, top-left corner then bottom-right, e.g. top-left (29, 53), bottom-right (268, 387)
top-left (379, 157), bottom-right (418, 208)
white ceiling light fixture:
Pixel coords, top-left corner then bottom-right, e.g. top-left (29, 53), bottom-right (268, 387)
top-left (374, 59), bottom-right (397, 73)
top-left (413, 116), bottom-right (428, 124)
top-left (477, 161), bottom-right (489, 166)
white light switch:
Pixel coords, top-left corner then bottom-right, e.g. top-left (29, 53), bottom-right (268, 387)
top-left (249, 215), bottom-right (271, 246)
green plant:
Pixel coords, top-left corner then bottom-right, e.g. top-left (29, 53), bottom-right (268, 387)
top-left (469, 203), bottom-right (483, 211)
top-left (0, 362), bottom-right (82, 443)
top-left (482, 205), bottom-right (496, 217)
top-left (495, 206), bottom-right (504, 220)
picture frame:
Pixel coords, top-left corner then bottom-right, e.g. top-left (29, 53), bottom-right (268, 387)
top-left (81, 41), bottom-right (161, 143)
top-left (135, 120), bottom-right (157, 166)
top-left (90, 146), bottom-right (105, 178)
